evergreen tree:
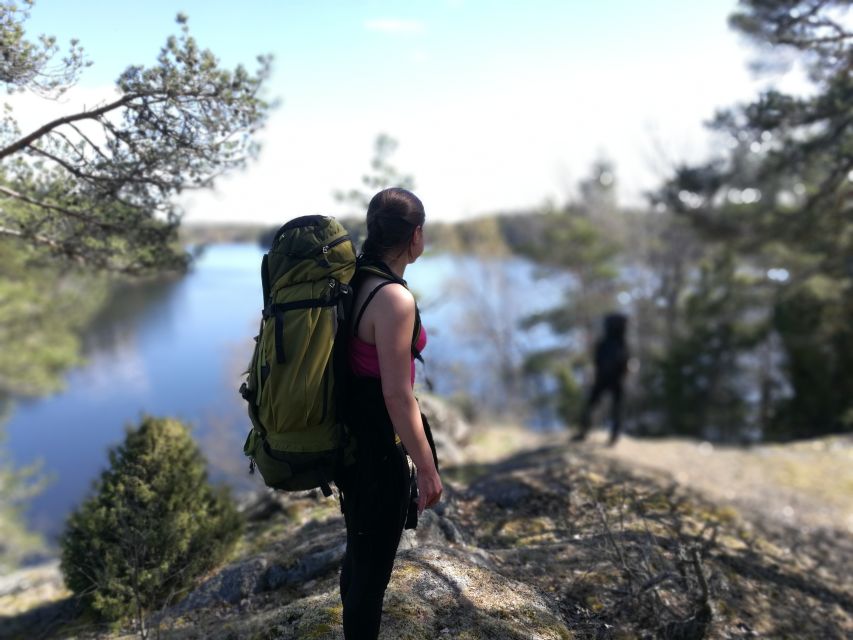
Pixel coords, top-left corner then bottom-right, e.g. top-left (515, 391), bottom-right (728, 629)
top-left (641, 253), bottom-right (767, 439)
top-left (653, 0), bottom-right (851, 438)
top-left (0, 422), bottom-right (47, 572)
top-left (60, 416), bottom-right (241, 629)
top-left (0, 235), bottom-right (107, 399)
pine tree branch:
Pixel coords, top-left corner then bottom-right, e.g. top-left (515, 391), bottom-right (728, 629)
top-left (64, 121), bottom-right (111, 161)
top-left (0, 184), bottom-right (124, 231)
top-left (0, 94), bottom-right (136, 160)
top-left (0, 224), bottom-right (62, 250)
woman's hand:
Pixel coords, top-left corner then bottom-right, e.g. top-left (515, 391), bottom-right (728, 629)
top-left (416, 464), bottom-right (442, 514)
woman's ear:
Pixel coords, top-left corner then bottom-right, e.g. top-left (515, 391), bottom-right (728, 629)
top-left (409, 226), bottom-right (424, 262)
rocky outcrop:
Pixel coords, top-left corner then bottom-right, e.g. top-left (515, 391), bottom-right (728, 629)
top-left (383, 546), bottom-right (570, 640)
top-left (0, 560), bottom-right (70, 631)
top-left (4, 428), bottom-right (851, 639)
top-left (0, 562), bottom-right (79, 640)
top-left (0, 561), bottom-right (66, 609)
top-left (266, 546), bottom-right (570, 640)
top-left (170, 557), bottom-right (270, 612)
top-left (418, 393), bottom-right (471, 466)
top-left (418, 393), bottom-right (470, 443)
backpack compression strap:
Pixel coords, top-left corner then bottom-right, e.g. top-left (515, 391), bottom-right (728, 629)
top-left (265, 297), bottom-right (338, 364)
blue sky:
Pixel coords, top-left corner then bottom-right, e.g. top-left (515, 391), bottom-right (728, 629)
top-left (17, 1), bottom-right (809, 222)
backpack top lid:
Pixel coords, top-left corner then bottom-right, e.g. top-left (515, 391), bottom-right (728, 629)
top-left (270, 215), bottom-right (332, 249)
top-left (266, 216), bottom-right (355, 295)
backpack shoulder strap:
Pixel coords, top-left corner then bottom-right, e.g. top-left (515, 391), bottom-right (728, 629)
top-left (358, 262), bottom-right (406, 285)
top-left (411, 304), bottom-right (423, 363)
top-left (353, 280), bottom-right (398, 336)
top-left (352, 260), bottom-right (424, 361)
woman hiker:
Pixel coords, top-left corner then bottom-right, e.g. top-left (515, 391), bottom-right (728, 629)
top-left (336, 187), bottom-right (443, 639)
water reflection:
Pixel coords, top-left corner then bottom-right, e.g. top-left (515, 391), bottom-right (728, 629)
top-left (81, 276), bottom-right (183, 357)
top-left (4, 245), bottom-right (264, 541)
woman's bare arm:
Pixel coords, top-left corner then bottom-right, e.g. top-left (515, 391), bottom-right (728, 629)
top-left (373, 284), bottom-right (442, 512)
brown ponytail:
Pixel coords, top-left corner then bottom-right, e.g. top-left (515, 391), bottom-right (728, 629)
top-left (360, 188), bottom-right (425, 261)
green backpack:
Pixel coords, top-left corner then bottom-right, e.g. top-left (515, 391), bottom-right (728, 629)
top-left (239, 215), bottom-right (356, 496)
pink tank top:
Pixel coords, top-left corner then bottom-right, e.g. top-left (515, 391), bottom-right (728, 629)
top-left (349, 327), bottom-right (427, 386)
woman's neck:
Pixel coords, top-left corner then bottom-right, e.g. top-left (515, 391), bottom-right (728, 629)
top-left (383, 254), bottom-right (408, 279)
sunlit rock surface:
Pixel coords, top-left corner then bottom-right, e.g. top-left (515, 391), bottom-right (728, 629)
top-left (2, 428), bottom-right (851, 639)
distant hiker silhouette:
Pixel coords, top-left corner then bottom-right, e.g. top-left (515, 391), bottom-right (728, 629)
top-left (574, 313), bottom-right (629, 446)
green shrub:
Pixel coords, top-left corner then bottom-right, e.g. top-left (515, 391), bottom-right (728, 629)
top-left (60, 416), bottom-right (242, 622)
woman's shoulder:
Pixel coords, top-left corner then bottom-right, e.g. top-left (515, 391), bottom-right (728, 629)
top-left (362, 276), bottom-right (414, 315)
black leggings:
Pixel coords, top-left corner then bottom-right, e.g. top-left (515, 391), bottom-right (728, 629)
top-left (337, 378), bottom-right (412, 639)
top-left (338, 446), bottom-right (409, 638)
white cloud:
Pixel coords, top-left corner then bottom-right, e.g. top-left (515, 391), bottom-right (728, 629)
top-left (363, 18), bottom-right (424, 34)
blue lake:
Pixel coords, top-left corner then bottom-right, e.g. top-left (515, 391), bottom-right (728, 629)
top-left (5, 244), bottom-right (568, 543)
